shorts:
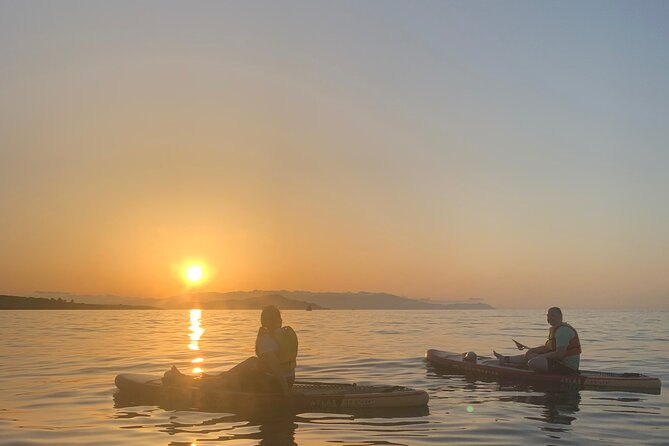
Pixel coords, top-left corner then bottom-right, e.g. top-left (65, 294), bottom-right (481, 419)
top-left (239, 369), bottom-right (295, 393)
top-left (547, 359), bottom-right (579, 375)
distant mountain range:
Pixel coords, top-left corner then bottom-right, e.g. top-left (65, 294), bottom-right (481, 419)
top-left (19, 290), bottom-right (493, 310)
top-left (157, 290), bottom-right (492, 310)
top-left (161, 293), bottom-right (324, 310)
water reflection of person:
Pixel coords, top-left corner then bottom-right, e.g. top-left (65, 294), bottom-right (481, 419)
top-left (165, 305), bottom-right (298, 395)
top-left (205, 414), bottom-right (298, 445)
top-left (257, 416), bottom-right (298, 446)
top-left (504, 390), bottom-right (581, 426)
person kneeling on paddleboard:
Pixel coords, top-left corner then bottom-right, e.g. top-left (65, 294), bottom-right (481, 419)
top-left (493, 307), bottom-right (581, 374)
top-left (164, 305), bottom-right (298, 395)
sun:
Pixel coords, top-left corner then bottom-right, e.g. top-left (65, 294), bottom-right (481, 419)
top-left (186, 265), bottom-right (204, 283)
top-left (176, 259), bottom-right (212, 288)
top-left (181, 262), bottom-right (207, 286)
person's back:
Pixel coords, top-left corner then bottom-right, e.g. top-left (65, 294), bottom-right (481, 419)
top-left (548, 321), bottom-right (581, 371)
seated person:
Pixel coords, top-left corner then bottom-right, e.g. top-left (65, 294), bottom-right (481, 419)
top-left (235, 304), bottom-right (298, 394)
top-left (493, 307), bottom-right (581, 374)
top-left (164, 305), bottom-right (298, 395)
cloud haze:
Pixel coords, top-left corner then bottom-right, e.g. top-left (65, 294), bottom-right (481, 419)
top-left (1, 1), bottom-right (668, 309)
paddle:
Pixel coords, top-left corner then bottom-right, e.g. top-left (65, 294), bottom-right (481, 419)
top-left (512, 339), bottom-right (530, 350)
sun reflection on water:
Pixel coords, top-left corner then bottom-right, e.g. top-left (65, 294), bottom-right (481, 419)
top-left (188, 309), bottom-right (205, 374)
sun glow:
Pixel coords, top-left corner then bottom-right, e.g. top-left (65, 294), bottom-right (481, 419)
top-left (186, 264), bottom-right (204, 283)
top-left (179, 260), bottom-right (210, 287)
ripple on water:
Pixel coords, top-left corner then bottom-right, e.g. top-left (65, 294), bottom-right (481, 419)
top-left (1, 309), bottom-right (668, 445)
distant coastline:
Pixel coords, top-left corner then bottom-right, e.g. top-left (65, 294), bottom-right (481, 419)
top-left (0, 295), bottom-right (156, 310)
top-left (3, 291), bottom-right (494, 310)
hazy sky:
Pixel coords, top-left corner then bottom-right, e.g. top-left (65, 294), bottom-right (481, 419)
top-left (1, 1), bottom-right (668, 309)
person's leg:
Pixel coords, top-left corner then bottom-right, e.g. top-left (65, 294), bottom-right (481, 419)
top-left (493, 351), bottom-right (527, 365)
top-left (545, 359), bottom-right (579, 375)
top-left (201, 357), bottom-right (260, 391)
top-left (527, 355), bottom-right (549, 372)
top-left (163, 365), bottom-right (192, 385)
top-left (493, 345), bottom-right (552, 365)
top-left (227, 357), bottom-right (259, 374)
top-left (525, 346), bottom-right (549, 358)
top-left (238, 368), bottom-right (277, 393)
top-left (221, 357), bottom-right (259, 390)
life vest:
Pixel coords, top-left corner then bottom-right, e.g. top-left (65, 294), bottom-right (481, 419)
top-left (545, 323), bottom-right (582, 357)
top-left (255, 326), bottom-right (298, 369)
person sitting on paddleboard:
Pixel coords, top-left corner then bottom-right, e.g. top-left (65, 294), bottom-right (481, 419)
top-left (164, 305), bottom-right (298, 395)
top-left (243, 304), bottom-right (298, 394)
top-left (493, 307), bottom-right (581, 373)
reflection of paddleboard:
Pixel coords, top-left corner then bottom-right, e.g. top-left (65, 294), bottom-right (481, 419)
top-left (426, 349), bottom-right (661, 394)
top-left (115, 373), bottom-right (429, 413)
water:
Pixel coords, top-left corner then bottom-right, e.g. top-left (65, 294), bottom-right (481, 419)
top-left (0, 309), bottom-right (667, 445)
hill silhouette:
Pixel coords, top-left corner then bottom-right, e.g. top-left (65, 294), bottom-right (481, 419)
top-left (0, 295), bottom-right (156, 310)
top-left (161, 291), bottom-right (492, 310)
top-left (25, 290), bottom-right (494, 310)
top-left (201, 294), bottom-right (321, 310)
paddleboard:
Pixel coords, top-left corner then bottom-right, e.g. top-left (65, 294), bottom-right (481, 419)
top-left (115, 373), bottom-right (429, 413)
top-left (426, 349), bottom-right (661, 394)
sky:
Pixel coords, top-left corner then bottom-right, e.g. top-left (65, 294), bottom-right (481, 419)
top-left (1, 1), bottom-right (668, 309)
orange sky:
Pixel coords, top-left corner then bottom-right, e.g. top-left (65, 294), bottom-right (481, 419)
top-left (1, 2), bottom-right (668, 309)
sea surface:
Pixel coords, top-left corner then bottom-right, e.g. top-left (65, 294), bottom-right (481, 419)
top-left (0, 309), bottom-right (667, 445)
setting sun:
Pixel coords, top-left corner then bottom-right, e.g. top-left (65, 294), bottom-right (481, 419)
top-left (186, 265), bottom-right (204, 283)
top-left (179, 261), bottom-right (209, 287)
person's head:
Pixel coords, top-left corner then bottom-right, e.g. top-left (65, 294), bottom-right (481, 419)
top-left (547, 307), bottom-right (563, 327)
top-left (260, 305), bottom-right (282, 330)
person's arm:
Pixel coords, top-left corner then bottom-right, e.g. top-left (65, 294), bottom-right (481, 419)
top-left (538, 345), bottom-right (567, 360)
top-left (258, 351), bottom-right (290, 395)
top-left (528, 345), bottom-right (550, 354)
top-left (537, 327), bottom-right (570, 360)
top-left (525, 345), bottom-right (550, 359)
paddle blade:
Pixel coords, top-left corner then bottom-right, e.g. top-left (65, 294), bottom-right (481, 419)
top-left (512, 339), bottom-right (528, 350)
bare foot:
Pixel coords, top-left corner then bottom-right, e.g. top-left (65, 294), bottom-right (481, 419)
top-left (163, 365), bottom-right (189, 386)
top-left (493, 350), bottom-right (508, 364)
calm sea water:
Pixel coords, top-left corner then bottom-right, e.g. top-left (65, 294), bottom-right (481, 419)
top-left (0, 309), bottom-right (667, 445)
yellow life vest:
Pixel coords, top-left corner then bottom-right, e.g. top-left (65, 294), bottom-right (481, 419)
top-left (256, 326), bottom-right (298, 368)
top-left (545, 322), bottom-right (582, 357)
